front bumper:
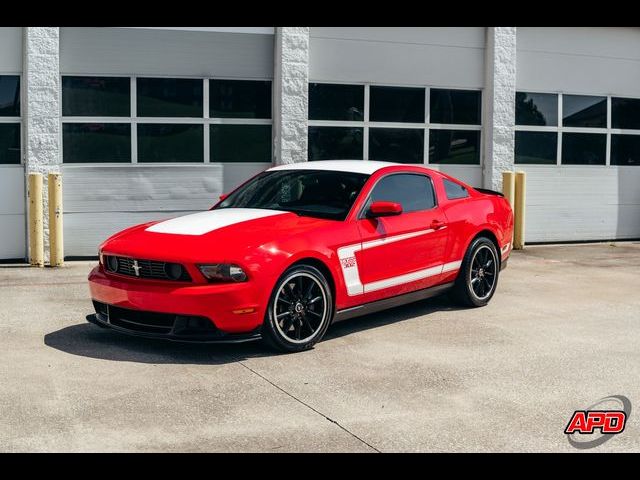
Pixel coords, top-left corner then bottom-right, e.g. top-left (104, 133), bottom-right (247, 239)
top-left (87, 303), bottom-right (261, 343)
top-left (88, 265), bottom-right (266, 334)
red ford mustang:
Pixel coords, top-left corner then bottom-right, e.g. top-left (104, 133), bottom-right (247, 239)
top-left (88, 161), bottom-right (514, 352)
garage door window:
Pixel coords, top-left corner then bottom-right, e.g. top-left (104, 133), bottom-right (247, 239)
top-left (61, 76), bottom-right (272, 164)
top-left (369, 86), bottom-right (425, 123)
top-left (62, 76), bottom-right (130, 117)
top-left (429, 130), bottom-right (480, 165)
top-left (431, 89), bottom-right (481, 125)
top-left (308, 126), bottom-right (363, 161)
top-left (137, 78), bottom-right (203, 118)
top-left (611, 97), bottom-right (640, 166)
top-left (308, 83), bottom-right (481, 164)
top-left (309, 83), bottom-right (364, 121)
top-left (515, 91), bottom-right (637, 166)
top-left (563, 95), bottom-right (606, 128)
top-left (515, 131), bottom-right (557, 165)
top-left (138, 124), bottom-right (203, 163)
top-left (210, 79), bottom-right (272, 120)
top-left (63, 123), bottom-right (131, 163)
top-left (562, 133), bottom-right (606, 165)
top-left (210, 124), bottom-right (272, 163)
top-left (0, 75), bottom-right (21, 164)
top-left (369, 128), bottom-right (424, 164)
top-left (515, 92), bottom-right (557, 127)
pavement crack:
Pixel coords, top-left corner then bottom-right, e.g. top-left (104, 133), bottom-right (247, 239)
top-left (237, 360), bottom-right (381, 453)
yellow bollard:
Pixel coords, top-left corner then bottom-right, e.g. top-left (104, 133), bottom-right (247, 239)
top-left (502, 171), bottom-right (516, 208)
top-left (48, 173), bottom-right (64, 267)
top-left (28, 173), bottom-right (44, 267)
top-left (514, 171), bottom-right (526, 250)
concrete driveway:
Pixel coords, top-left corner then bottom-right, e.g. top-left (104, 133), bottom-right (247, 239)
top-left (1, 242), bottom-right (639, 452)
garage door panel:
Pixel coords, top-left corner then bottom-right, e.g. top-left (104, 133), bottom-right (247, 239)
top-left (63, 165), bottom-right (225, 214)
top-left (617, 167), bottom-right (640, 205)
top-left (0, 166), bottom-right (25, 260)
top-left (425, 165), bottom-right (482, 188)
top-left (61, 163), bottom-right (270, 257)
top-left (517, 27), bottom-right (640, 98)
top-left (311, 27), bottom-right (485, 49)
top-left (520, 166), bottom-right (638, 206)
top-left (615, 205), bottom-right (640, 238)
top-left (520, 165), bottom-right (640, 242)
top-left (526, 204), bottom-right (640, 242)
top-left (526, 205), bottom-right (620, 242)
top-left (0, 167), bottom-right (25, 215)
top-left (0, 214), bottom-right (25, 259)
top-left (60, 27), bottom-right (273, 78)
top-left (64, 211), bottom-right (198, 257)
top-left (309, 28), bottom-right (484, 87)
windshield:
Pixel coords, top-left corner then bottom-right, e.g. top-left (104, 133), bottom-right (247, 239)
top-left (216, 169), bottom-right (369, 220)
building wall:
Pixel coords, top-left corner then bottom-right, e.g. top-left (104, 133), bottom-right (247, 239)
top-left (2, 26), bottom-right (640, 260)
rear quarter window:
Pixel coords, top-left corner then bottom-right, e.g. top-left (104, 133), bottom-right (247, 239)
top-left (443, 178), bottom-right (469, 200)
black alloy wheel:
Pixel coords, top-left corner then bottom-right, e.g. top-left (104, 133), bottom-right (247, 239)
top-left (451, 236), bottom-right (500, 307)
top-left (263, 264), bottom-right (333, 352)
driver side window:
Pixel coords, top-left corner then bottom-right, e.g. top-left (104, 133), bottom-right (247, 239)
top-left (368, 173), bottom-right (436, 213)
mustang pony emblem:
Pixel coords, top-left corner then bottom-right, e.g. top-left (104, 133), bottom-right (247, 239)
top-left (132, 260), bottom-right (141, 277)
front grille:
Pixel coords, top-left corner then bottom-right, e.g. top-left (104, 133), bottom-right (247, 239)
top-left (104, 255), bottom-right (191, 282)
top-left (93, 301), bottom-right (219, 337)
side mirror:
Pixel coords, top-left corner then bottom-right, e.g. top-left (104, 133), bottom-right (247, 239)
top-left (367, 201), bottom-right (403, 218)
top-left (219, 193), bottom-right (229, 201)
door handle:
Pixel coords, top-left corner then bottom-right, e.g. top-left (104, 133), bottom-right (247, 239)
top-left (430, 219), bottom-right (446, 230)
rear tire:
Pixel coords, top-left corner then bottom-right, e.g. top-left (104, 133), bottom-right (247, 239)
top-left (451, 236), bottom-right (500, 307)
top-left (262, 264), bottom-right (333, 353)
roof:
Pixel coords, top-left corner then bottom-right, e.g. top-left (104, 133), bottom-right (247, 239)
top-left (267, 160), bottom-right (403, 175)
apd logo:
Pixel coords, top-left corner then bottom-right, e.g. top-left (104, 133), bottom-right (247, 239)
top-left (565, 395), bottom-right (631, 449)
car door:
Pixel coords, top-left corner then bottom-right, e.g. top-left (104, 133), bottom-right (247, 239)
top-left (355, 172), bottom-right (449, 299)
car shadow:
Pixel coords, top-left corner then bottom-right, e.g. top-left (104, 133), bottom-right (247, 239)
top-left (325, 294), bottom-right (464, 341)
top-left (44, 294), bottom-right (464, 365)
top-left (44, 324), bottom-right (270, 365)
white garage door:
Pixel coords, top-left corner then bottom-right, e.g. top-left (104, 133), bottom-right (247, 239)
top-left (0, 27), bottom-right (25, 260)
top-left (59, 27), bottom-right (274, 256)
top-left (516, 27), bottom-right (640, 242)
top-left (0, 167), bottom-right (25, 260)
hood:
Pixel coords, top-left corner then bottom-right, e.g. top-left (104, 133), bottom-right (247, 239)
top-left (100, 208), bottom-right (332, 263)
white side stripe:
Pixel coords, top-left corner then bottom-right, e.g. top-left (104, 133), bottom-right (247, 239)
top-left (361, 228), bottom-right (437, 250)
top-left (364, 265), bottom-right (444, 293)
top-left (442, 260), bottom-right (462, 273)
top-left (337, 228), bottom-right (462, 296)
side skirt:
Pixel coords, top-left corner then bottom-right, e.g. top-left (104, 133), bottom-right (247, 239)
top-left (332, 282), bottom-right (455, 324)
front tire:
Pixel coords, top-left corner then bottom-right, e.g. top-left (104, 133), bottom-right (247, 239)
top-left (451, 237), bottom-right (500, 307)
top-left (262, 264), bottom-right (333, 353)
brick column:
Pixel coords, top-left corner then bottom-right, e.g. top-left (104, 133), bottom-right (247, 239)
top-left (23, 27), bottom-right (61, 261)
top-left (482, 27), bottom-right (517, 190)
top-left (273, 27), bottom-right (309, 165)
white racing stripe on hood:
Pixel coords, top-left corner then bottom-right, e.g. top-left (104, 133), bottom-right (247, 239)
top-left (145, 208), bottom-right (287, 236)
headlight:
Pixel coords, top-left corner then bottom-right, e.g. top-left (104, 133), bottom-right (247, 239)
top-left (198, 263), bottom-right (247, 283)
